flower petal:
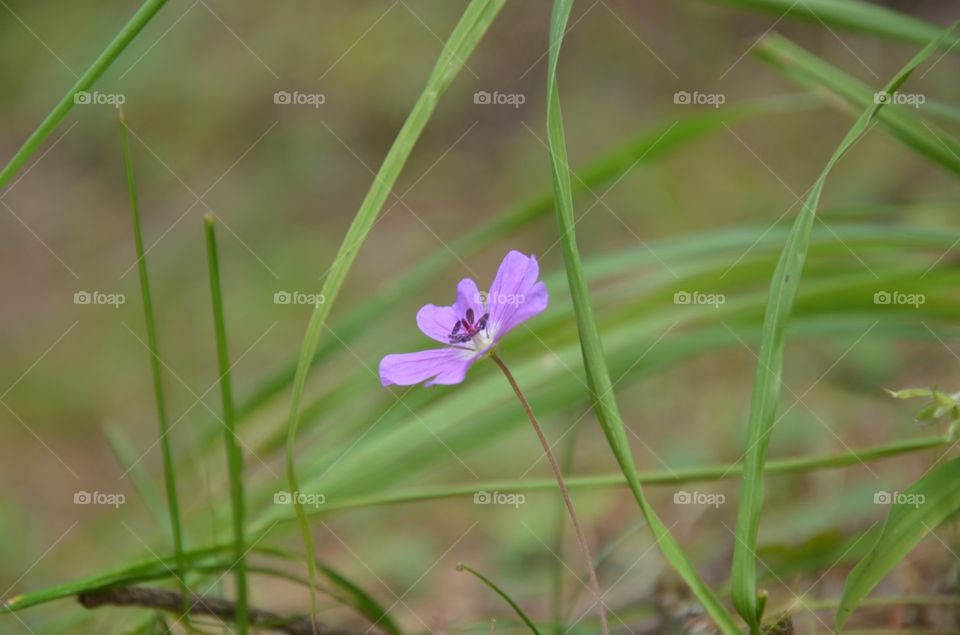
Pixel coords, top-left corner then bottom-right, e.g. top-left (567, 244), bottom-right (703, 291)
top-left (379, 348), bottom-right (478, 387)
top-left (416, 304), bottom-right (459, 344)
top-left (454, 278), bottom-right (484, 319)
top-left (487, 251), bottom-right (547, 337)
top-left (497, 280), bottom-right (548, 336)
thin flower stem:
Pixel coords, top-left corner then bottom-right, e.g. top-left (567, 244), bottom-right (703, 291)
top-left (489, 351), bottom-right (609, 635)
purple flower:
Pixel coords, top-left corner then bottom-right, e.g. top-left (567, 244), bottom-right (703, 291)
top-left (379, 251), bottom-right (548, 387)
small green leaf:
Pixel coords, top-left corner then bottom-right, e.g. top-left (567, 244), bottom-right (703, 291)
top-left (837, 457), bottom-right (960, 632)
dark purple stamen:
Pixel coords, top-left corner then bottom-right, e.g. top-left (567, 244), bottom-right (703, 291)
top-left (448, 310), bottom-right (490, 344)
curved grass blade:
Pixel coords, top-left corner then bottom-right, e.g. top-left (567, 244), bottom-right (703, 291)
top-left (0, 0), bottom-right (169, 191)
top-left (203, 215), bottom-right (248, 635)
top-left (836, 456), bottom-right (960, 632)
top-left (458, 564), bottom-right (542, 635)
top-left (544, 1), bottom-right (740, 632)
top-left (711, 0), bottom-right (960, 48)
top-left (754, 34), bottom-right (960, 177)
top-left (730, 22), bottom-right (959, 631)
top-left (118, 109), bottom-right (190, 621)
top-left (282, 0), bottom-right (508, 621)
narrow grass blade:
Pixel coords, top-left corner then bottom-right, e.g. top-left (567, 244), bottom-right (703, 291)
top-left (836, 457), bottom-right (960, 632)
top-left (544, 1), bottom-right (740, 632)
top-left (711, 0), bottom-right (960, 48)
top-left (282, 0), bottom-right (507, 620)
top-left (118, 109), bottom-right (190, 619)
top-left (458, 564), bottom-right (542, 635)
top-left (754, 34), bottom-right (960, 176)
top-left (730, 23), bottom-right (959, 631)
top-left (0, 0), bottom-right (168, 191)
top-left (203, 215), bottom-right (248, 634)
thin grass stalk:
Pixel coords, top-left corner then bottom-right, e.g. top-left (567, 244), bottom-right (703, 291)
top-left (203, 215), bottom-right (249, 634)
top-left (118, 110), bottom-right (191, 624)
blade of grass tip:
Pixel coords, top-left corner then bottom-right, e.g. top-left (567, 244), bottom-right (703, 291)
top-left (203, 214), bottom-right (248, 635)
top-left (729, 21), bottom-right (960, 632)
top-left (282, 0), bottom-right (507, 625)
top-left (544, 2), bottom-right (741, 633)
top-left (0, 0), bottom-right (168, 191)
top-left (118, 108), bottom-right (191, 624)
top-left (457, 564), bottom-right (542, 635)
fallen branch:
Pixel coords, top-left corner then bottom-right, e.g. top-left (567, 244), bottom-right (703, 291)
top-left (77, 585), bottom-right (361, 635)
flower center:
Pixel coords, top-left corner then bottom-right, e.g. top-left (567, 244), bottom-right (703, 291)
top-left (448, 308), bottom-right (490, 348)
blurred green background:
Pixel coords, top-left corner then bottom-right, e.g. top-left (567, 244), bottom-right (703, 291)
top-left (1, 1), bottom-right (959, 633)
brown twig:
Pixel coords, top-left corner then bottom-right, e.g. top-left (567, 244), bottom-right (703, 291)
top-left (77, 586), bottom-right (361, 635)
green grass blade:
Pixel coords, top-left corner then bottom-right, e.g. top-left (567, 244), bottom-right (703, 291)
top-left (203, 215), bottom-right (248, 635)
top-left (730, 23), bottom-right (959, 631)
top-left (0, 0), bottom-right (168, 191)
top-left (836, 457), bottom-right (960, 632)
top-left (754, 34), bottom-right (960, 176)
top-left (282, 0), bottom-right (507, 620)
top-left (118, 110), bottom-right (191, 620)
top-left (544, 1), bottom-right (740, 632)
top-left (711, 0), bottom-right (960, 48)
top-left (458, 564), bottom-right (542, 635)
